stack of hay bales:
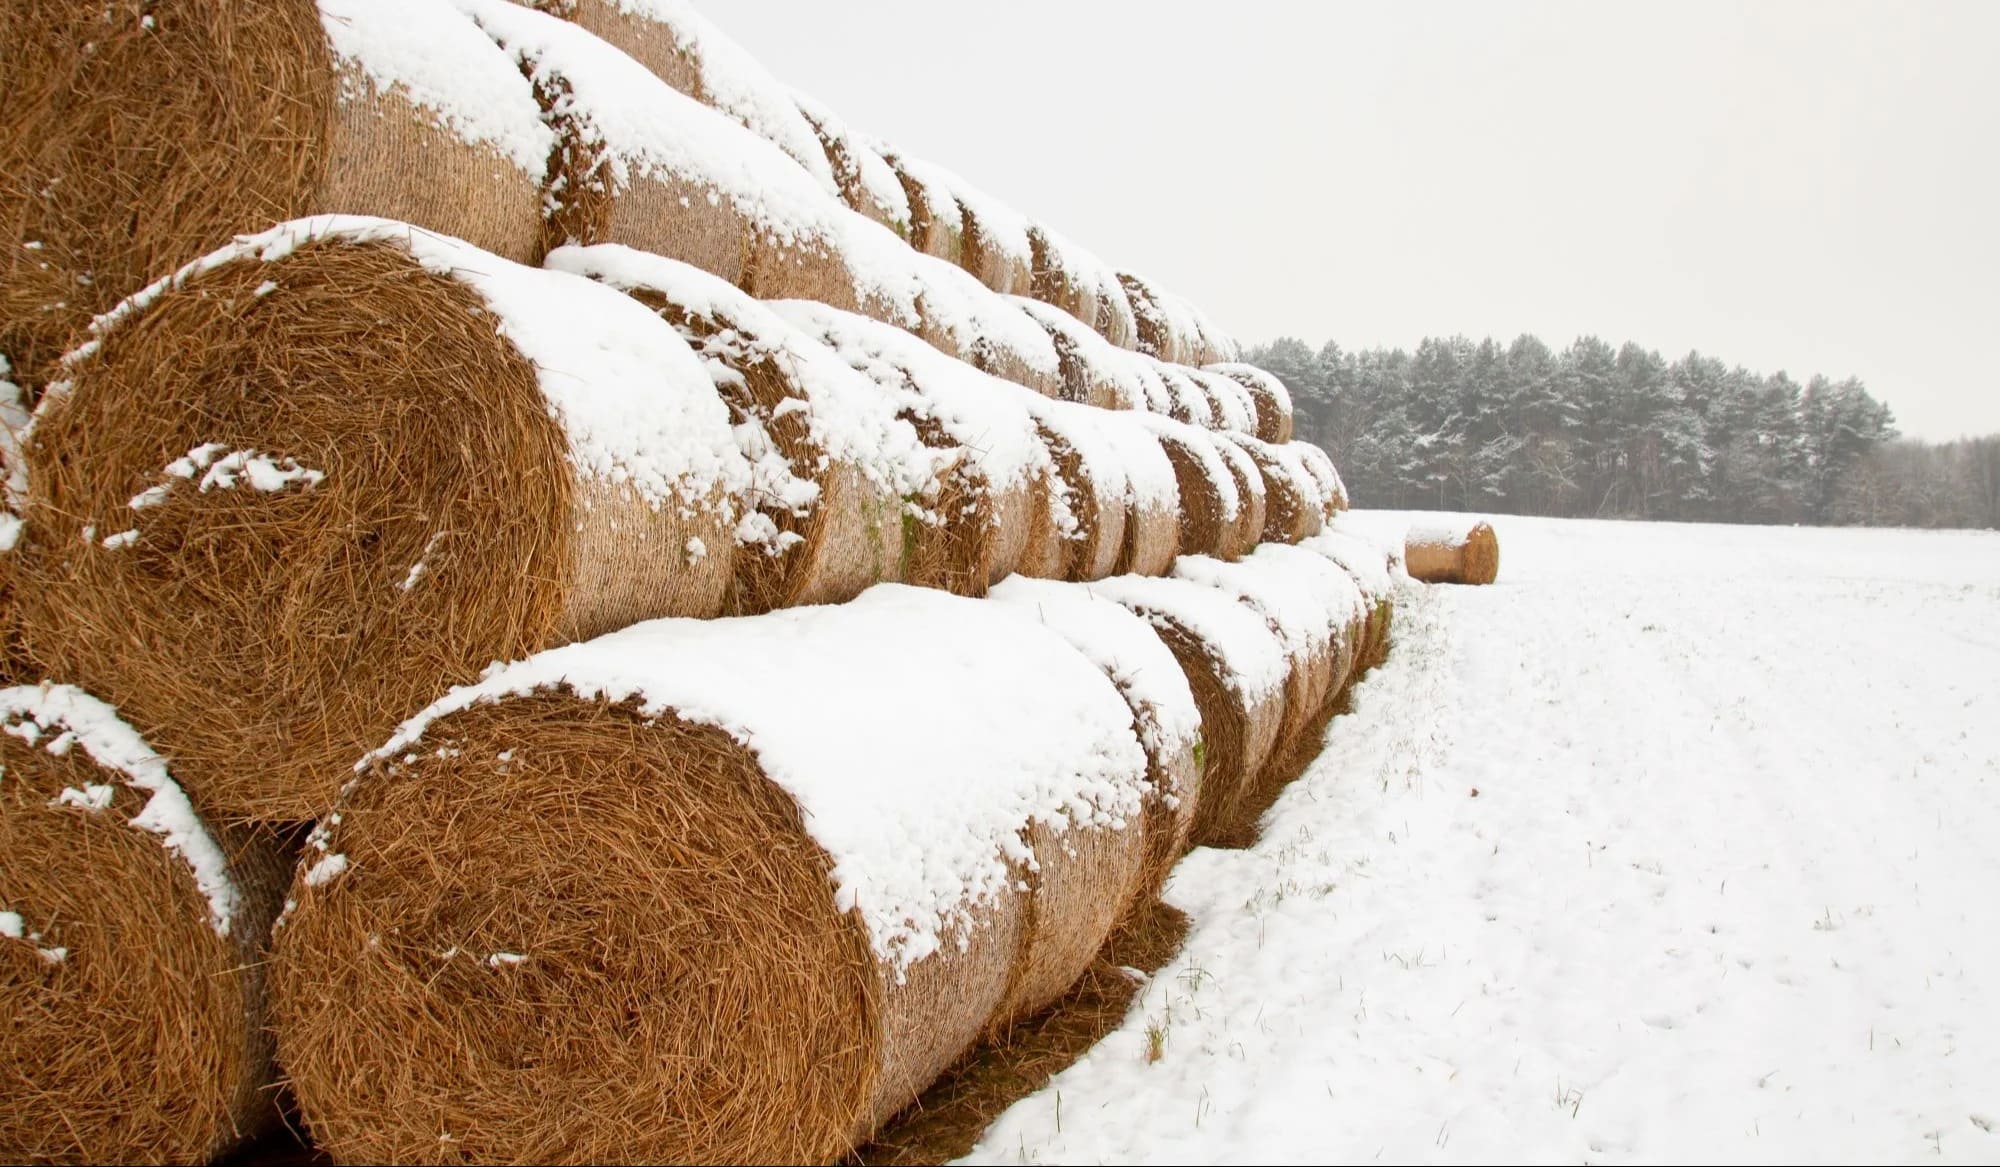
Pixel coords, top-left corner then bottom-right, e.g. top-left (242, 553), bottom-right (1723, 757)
top-left (0, 2), bottom-right (1402, 1162)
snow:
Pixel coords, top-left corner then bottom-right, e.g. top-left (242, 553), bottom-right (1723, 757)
top-left (545, 243), bottom-right (936, 508)
top-left (44, 216), bottom-right (750, 512)
top-left (1, 356), bottom-right (27, 513)
top-left (1090, 411), bottom-right (1181, 515)
top-left (1206, 362), bottom-right (1296, 427)
top-left (790, 89), bottom-right (911, 232)
top-left (317, 0), bottom-right (552, 177)
top-left (987, 576), bottom-right (1202, 766)
top-left (891, 155), bottom-right (1034, 282)
top-left (364, 585), bottom-right (1150, 973)
top-left (1171, 551), bottom-right (1341, 660)
top-left (0, 684), bottom-right (241, 936)
top-left (1085, 574), bottom-right (1288, 704)
top-left (590, 0), bottom-right (842, 196)
top-left (965, 515), bottom-right (2000, 1165)
top-left (1151, 361), bottom-right (1214, 429)
top-left (1008, 296), bottom-right (1150, 412)
top-left (769, 300), bottom-right (1052, 496)
top-left (903, 251), bottom-right (1063, 388)
top-left (1188, 368), bottom-right (1257, 435)
top-left (1301, 519), bottom-right (1402, 601)
top-left (1225, 433), bottom-right (1325, 518)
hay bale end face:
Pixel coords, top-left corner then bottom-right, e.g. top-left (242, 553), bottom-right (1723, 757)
top-left (547, 244), bottom-right (935, 612)
top-left (14, 217), bottom-right (749, 822)
top-left (1, 0), bottom-right (550, 400)
top-left (794, 91), bottom-right (914, 237)
top-left (0, 685), bottom-right (288, 1165)
top-left (1022, 402), bottom-right (1131, 583)
top-left (1135, 415), bottom-right (1239, 563)
top-left (272, 586), bottom-right (1151, 1164)
top-left (1095, 411), bottom-right (1183, 579)
top-left (1208, 362), bottom-right (1296, 444)
top-left (1222, 432), bottom-right (1326, 545)
top-left (1405, 518), bottom-right (1501, 585)
top-left (1089, 574), bottom-right (1289, 850)
top-left (1210, 435), bottom-right (1268, 562)
top-left (1292, 441), bottom-right (1352, 517)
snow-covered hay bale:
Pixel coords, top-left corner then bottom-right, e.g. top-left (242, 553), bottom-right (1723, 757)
top-left (1096, 413), bottom-right (1183, 578)
top-left (1135, 416), bottom-right (1238, 562)
top-left (272, 587), bottom-right (1151, 1163)
top-left (1025, 225), bottom-right (1100, 332)
top-left (547, 244), bottom-right (935, 612)
top-left (989, 578), bottom-right (1205, 904)
top-left (881, 149), bottom-right (965, 266)
top-left (1172, 554), bottom-right (1338, 774)
top-left (12, 217), bottom-right (749, 822)
top-left (1221, 433), bottom-right (1325, 545)
top-left (0, 685), bottom-right (289, 1164)
top-left (1208, 362), bottom-right (1296, 444)
top-left (1092, 267), bottom-right (1141, 352)
top-left (794, 91), bottom-right (912, 237)
top-left (1012, 297), bottom-right (1148, 411)
top-left (945, 174), bottom-right (1035, 299)
top-left (775, 301), bottom-right (1055, 595)
top-left (521, 0), bottom-right (843, 200)
top-left (902, 254), bottom-right (1065, 398)
top-left (1211, 436), bottom-right (1268, 561)
top-left (1090, 576), bottom-right (1288, 850)
top-left (1, 0), bottom-right (548, 398)
top-left (1302, 524), bottom-right (1404, 668)
top-left (1152, 362), bottom-right (1215, 429)
top-left (1293, 441), bottom-right (1351, 516)
top-left (1406, 518), bottom-right (1501, 585)
top-left (1118, 272), bottom-right (1204, 366)
top-left (1187, 367), bottom-right (1259, 436)
top-left (1019, 400), bottom-right (1131, 583)
top-left (457, 0), bottom-right (853, 309)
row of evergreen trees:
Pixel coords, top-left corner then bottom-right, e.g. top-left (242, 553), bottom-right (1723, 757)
top-left (1250, 335), bottom-right (1998, 529)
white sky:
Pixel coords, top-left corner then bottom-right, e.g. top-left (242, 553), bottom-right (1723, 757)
top-left (704, 1), bottom-right (2000, 440)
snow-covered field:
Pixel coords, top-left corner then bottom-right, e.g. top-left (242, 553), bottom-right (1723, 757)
top-left (966, 515), bottom-right (2000, 1165)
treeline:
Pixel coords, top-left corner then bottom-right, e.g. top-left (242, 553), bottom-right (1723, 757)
top-left (1248, 334), bottom-right (2000, 529)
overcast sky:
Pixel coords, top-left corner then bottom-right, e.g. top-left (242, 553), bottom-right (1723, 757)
top-left (705, 1), bottom-right (1999, 440)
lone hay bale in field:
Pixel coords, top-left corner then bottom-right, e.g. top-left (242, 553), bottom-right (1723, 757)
top-left (517, 0), bottom-right (845, 199)
top-left (793, 91), bottom-right (913, 237)
top-left (1134, 415), bottom-right (1240, 562)
top-left (0, 684), bottom-right (289, 1165)
top-left (1, 0), bottom-right (550, 399)
top-left (775, 301), bottom-right (1056, 595)
top-left (989, 577), bottom-right (1205, 905)
top-left (1011, 296), bottom-right (1148, 411)
top-left (1405, 518), bottom-right (1501, 585)
top-left (455, 0), bottom-right (853, 307)
top-left (1207, 362), bottom-right (1296, 444)
top-left (272, 586), bottom-right (1152, 1165)
top-left (1089, 575), bottom-right (1289, 850)
top-left (13, 217), bottom-right (753, 822)
top-left (1220, 432), bottom-right (1325, 545)
top-left (547, 243), bottom-right (935, 613)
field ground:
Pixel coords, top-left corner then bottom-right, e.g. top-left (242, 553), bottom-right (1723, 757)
top-left (964, 516), bottom-right (2000, 1164)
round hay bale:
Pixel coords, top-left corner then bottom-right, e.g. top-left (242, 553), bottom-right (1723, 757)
top-left (0, 0), bottom-right (550, 401)
top-left (1211, 436), bottom-right (1269, 562)
top-left (880, 149), bottom-right (965, 266)
top-left (13, 217), bottom-right (749, 823)
top-left (1248, 542), bottom-right (1370, 698)
top-left (1292, 440), bottom-right (1352, 516)
top-left (1089, 576), bottom-right (1289, 850)
top-left (1180, 298), bottom-right (1240, 368)
top-left (272, 585), bottom-right (1151, 1163)
top-left (0, 684), bottom-right (289, 1164)
top-left (1405, 518), bottom-right (1501, 585)
top-left (794, 91), bottom-right (914, 238)
top-left (458, 0), bottom-right (857, 311)
top-left (1151, 361), bottom-right (1216, 428)
top-left (774, 301), bottom-right (1054, 596)
top-left (1025, 225), bottom-right (1101, 332)
top-left (901, 253), bottom-right (1065, 397)
top-left (1172, 554), bottom-right (1340, 780)
top-left (1117, 271), bottom-right (1205, 366)
top-left (1093, 268), bottom-right (1141, 352)
top-left (950, 180), bottom-right (1036, 299)
top-left (1300, 525), bottom-right (1404, 670)
top-left (1096, 412), bottom-right (1183, 579)
top-left (1022, 401), bottom-right (1132, 583)
top-left (1011, 296), bottom-right (1148, 410)
top-left (1207, 362), bottom-right (1296, 444)
top-left (547, 244), bottom-right (939, 613)
top-left (520, 0), bottom-right (845, 200)
top-left (1220, 433), bottom-right (1326, 545)
top-left (1134, 415), bottom-right (1239, 562)
top-left (988, 577), bottom-right (1205, 909)
top-left (1187, 367), bottom-right (1259, 436)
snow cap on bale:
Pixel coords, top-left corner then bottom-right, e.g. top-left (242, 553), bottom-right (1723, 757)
top-left (453, 0), bottom-right (854, 305)
top-left (1404, 518), bottom-right (1501, 585)
top-left (1207, 362), bottom-right (1296, 444)
top-left (899, 251), bottom-right (1065, 396)
top-left (1025, 224), bottom-right (1132, 346)
top-left (1088, 574), bottom-right (1289, 849)
top-left (1118, 271), bottom-right (1206, 366)
top-left (519, 0), bottom-right (843, 198)
top-left (1093, 411), bottom-right (1184, 578)
top-left (773, 300), bottom-right (1056, 594)
top-left (1, 0), bottom-right (549, 398)
top-left (547, 243), bottom-right (937, 611)
top-left (895, 158), bottom-right (1036, 297)
top-left (1019, 398), bottom-right (1133, 582)
top-left (1292, 442), bottom-right (1351, 516)
top-left (792, 89), bottom-right (913, 236)
top-left (1134, 414), bottom-right (1240, 561)
top-left (1220, 432), bottom-right (1325, 545)
top-left (1151, 361), bottom-right (1216, 429)
top-left (14, 215), bottom-right (750, 822)
top-left (877, 145), bottom-right (966, 266)
top-left (1187, 367), bottom-right (1259, 436)
top-left (273, 585), bottom-right (1151, 1164)
top-left (988, 577), bottom-right (1205, 900)
top-left (1209, 433), bottom-right (1269, 561)
top-left (0, 684), bottom-right (289, 1164)
top-left (1010, 297), bottom-right (1149, 410)
top-left (1247, 541), bottom-right (1371, 693)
